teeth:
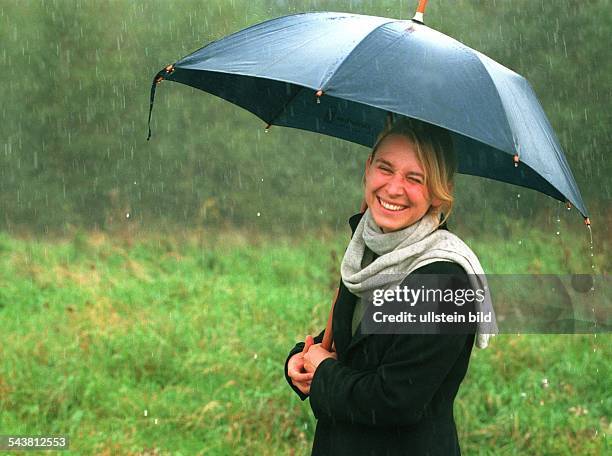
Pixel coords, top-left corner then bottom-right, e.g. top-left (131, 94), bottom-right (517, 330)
top-left (379, 198), bottom-right (406, 211)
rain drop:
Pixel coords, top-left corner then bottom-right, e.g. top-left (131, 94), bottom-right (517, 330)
top-left (126, 212), bottom-right (131, 219)
top-left (257, 212), bottom-right (261, 217)
top-left (586, 224), bottom-right (595, 273)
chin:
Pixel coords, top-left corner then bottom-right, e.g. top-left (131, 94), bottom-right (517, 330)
top-left (371, 212), bottom-right (412, 233)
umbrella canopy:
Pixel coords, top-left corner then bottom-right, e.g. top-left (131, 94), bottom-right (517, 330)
top-left (148, 11), bottom-right (589, 218)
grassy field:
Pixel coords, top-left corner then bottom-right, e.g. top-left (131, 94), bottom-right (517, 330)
top-left (0, 226), bottom-right (609, 455)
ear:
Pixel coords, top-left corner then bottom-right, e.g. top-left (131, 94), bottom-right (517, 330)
top-left (363, 155), bottom-right (373, 185)
top-left (431, 197), bottom-right (442, 208)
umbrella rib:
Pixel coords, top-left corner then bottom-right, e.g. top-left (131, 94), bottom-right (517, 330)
top-left (266, 85), bottom-right (305, 127)
top-left (318, 19), bottom-right (399, 91)
top-left (257, 20), bottom-right (358, 78)
top-left (472, 52), bottom-right (587, 215)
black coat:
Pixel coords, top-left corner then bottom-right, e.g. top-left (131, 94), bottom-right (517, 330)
top-left (284, 212), bottom-right (476, 456)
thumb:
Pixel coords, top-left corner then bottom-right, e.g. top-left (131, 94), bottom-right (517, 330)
top-left (302, 335), bottom-right (315, 353)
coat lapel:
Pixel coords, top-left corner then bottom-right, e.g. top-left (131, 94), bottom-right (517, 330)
top-left (333, 282), bottom-right (375, 357)
top-left (333, 211), bottom-right (373, 357)
top-left (332, 282), bottom-right (357, 355)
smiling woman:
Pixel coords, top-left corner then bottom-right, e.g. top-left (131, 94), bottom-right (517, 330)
top-left (364, 119), bottom-right (456, 232)
top-left (285, 117), bottom-right (494, 456)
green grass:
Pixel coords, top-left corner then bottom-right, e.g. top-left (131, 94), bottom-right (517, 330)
top-left (0, 227), bottom-right (609, 455)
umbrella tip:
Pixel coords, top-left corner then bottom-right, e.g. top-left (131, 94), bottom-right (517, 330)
top-left (584, 217), bottom-right (591, 226)
top-left (316, 90), bottom-right (324, 104)
top-left (513, 154), bottom-right (520, 167)
top-left (412, 0), bottom-right (428, 24)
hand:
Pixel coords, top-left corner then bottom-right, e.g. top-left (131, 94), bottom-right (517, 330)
top-left (303, 343), bottom-right (338, 373)
top-left (287, 335), bottom-right (315, 395)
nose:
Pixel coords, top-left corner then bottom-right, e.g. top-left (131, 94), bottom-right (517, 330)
top-left (385, 173), bottom-right (405, 197)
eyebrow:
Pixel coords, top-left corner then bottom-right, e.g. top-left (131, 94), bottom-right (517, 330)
top-left (375, 158), bottom-right (425, 179)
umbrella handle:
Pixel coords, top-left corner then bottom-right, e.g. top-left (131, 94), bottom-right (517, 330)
top-left (413, 0), bottom-right (429, 23)
top-left (321, 287), bottom-right (339, 352)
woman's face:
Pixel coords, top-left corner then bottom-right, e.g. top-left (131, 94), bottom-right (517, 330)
top-left (364, 134), bottom-right (440, 233)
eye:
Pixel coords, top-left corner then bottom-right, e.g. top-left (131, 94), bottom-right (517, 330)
top-left (378, 165), bottom-right (392, 174)
top-left (408, 176), bottom-right (423, 184)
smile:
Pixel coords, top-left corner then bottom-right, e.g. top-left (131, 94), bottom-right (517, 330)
top-left (377, 196), bottom-right (408, 212)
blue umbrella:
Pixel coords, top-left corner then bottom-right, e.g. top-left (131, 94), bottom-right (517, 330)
top-left (147, 8), bottom-right (589, 220)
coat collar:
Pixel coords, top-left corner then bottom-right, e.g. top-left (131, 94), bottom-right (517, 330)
top-left (348, 211), bottom-right (365, 234)
top-left (334, 211), bottom-right (367, 356)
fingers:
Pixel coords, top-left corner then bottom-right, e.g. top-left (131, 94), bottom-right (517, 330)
top-left (294, 380), bottom-right (311, 395)
top-left (303, 358), bottom-right (315, 373)
top-left (287, 353), bottom-right (304, 374)
top-left (302, 334), bottom-right (315, 353)
top-left (290, 371), bottom-right (313, 382)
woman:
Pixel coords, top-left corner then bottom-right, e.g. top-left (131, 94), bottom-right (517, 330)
top-left (285, 118), bottom-right (493, 456)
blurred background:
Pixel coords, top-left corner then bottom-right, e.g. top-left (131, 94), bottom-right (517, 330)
top-left (0, 1), bottom-right (610, 454)
top-left (0, 0), bottom-right (610, 241)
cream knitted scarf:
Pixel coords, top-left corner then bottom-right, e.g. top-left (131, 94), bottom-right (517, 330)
top-left (341, 209), bottom-right (496, 349)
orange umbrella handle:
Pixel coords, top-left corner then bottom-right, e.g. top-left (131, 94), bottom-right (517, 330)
top-left (413, 0), bottom-right (428, 23)
top-left (321, 287), bottom-right (339, 351)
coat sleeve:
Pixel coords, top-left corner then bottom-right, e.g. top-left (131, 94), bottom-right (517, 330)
top-left (308, 333), bottom-right (471, 426)
top-left (284, 329), bottom-right (325, 400)
top-left (308, 264), bottom-right (474, 426)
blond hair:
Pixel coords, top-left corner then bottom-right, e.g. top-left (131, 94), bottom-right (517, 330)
top-left (368, 117), bottom-right (457, 226)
